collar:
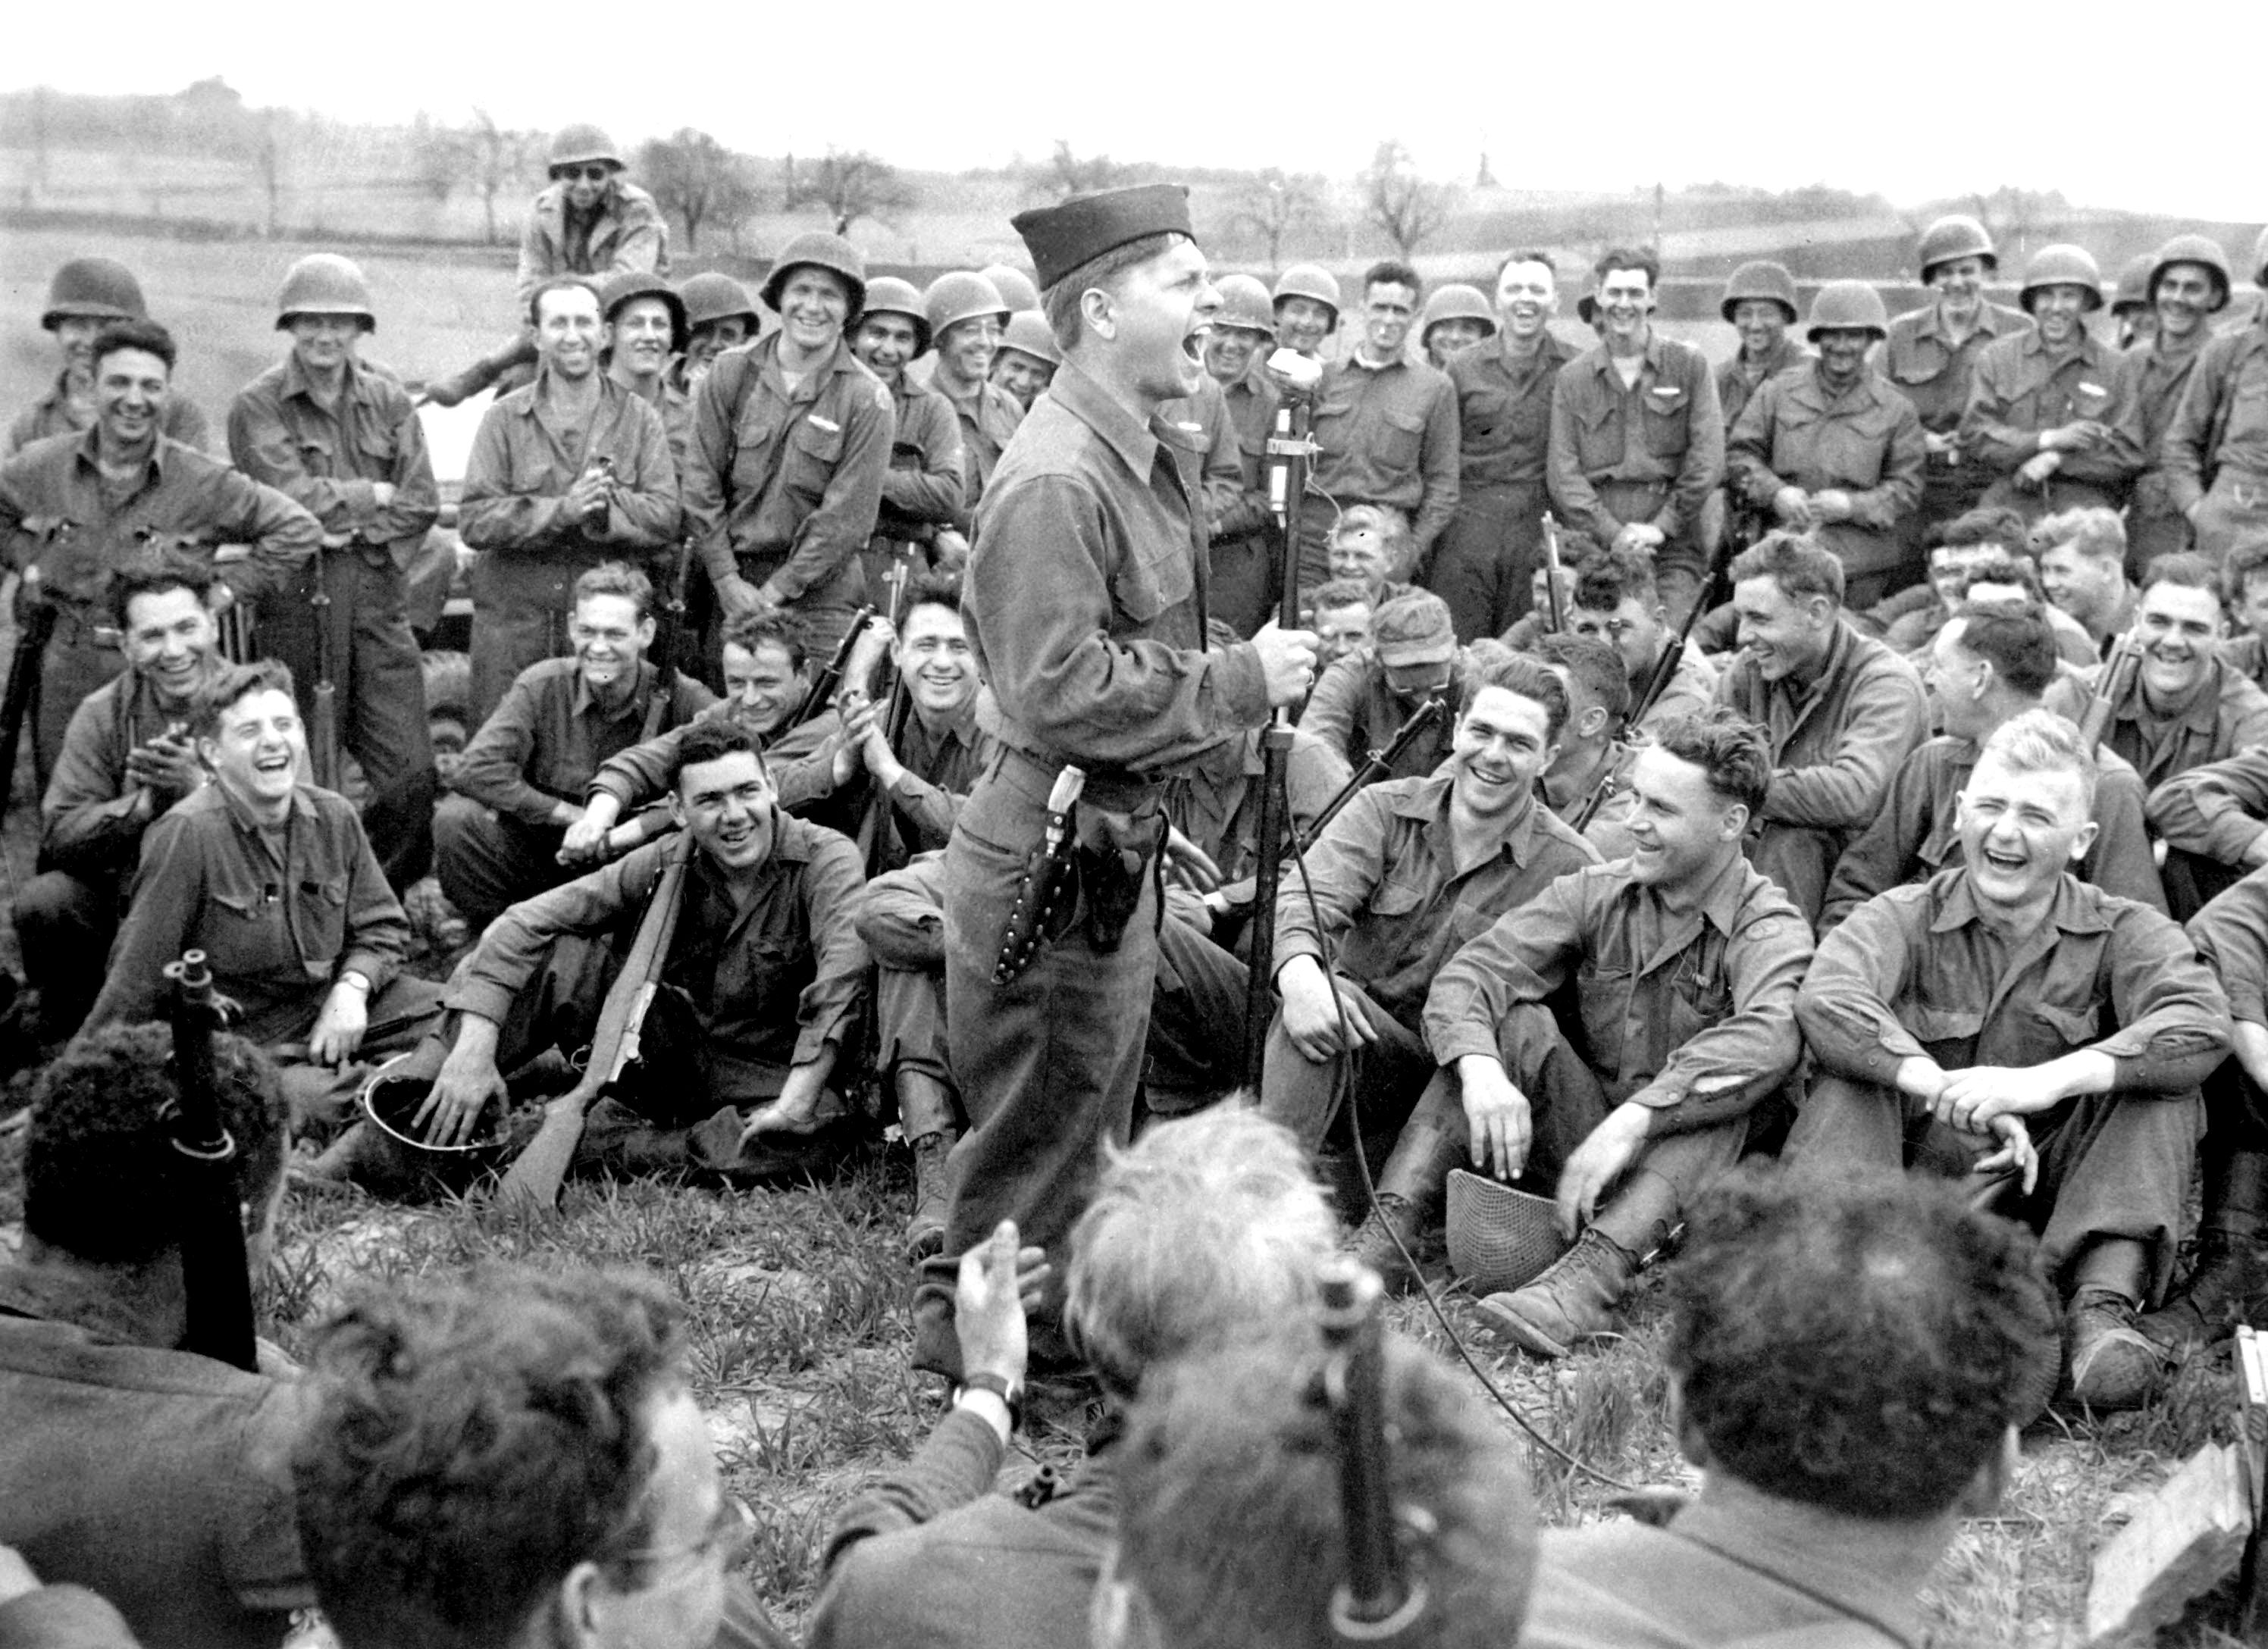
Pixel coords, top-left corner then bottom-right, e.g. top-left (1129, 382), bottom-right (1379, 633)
top-left (1349, 346), bottom-right (1408, 374)
top-left (280, 349), bottom-right (365, 406)
top-left (1915, 299), bottom-right (2013, 343)
top-left (1048, 358), bottom-right (1162, 480)
top-left (1590, 328), bottom-right (1665, 378)
top-left (1777, 617), bottom-right (1851, 699)
top-left (684, 806), bottom-right (815, 900)
top-left (72, 422), bottom-right (165, 482)
top-left (1931, 868), bottom-right (2110, 937)
top-left (212, 776), bottom-right (318, 836)
top-left (507, 361), bottom-right (626, 418)
top-left (2019, 327), bottom-right (2102, 365)
top-left (1788, 362), bottom-right (1883, 411)
top-left (2129, 656), bottom-right (2226, 733)
top-left (1675, 849), bottom-right (1753, 935)
top-left (1391, 768), bottom-right (1541, 867)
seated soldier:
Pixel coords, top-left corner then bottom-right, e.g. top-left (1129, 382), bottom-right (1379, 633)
top-left (806, 1107), bottom-right (1339, 1649)
top-left (1561, 546), bottom-right (1716, 737)
top-left (1876, 508), bottom-right (2096, 665)
top-left (1396, 713), bottom-right (1812, 1357)
top-left (2035, 505), bottom-right (2138, 658)
top-left (1712, 531), bottom-right (1930, 926)
top-left (1298, 588), bottom-right (1471, 791)
top-left (1324, 502), bottom-right (1418, 606)
top-left (1304, 577), bottom-right (1377, 676)
top-left (1521, 1164), bottom-right (2059, 1649)
top-left (438, 562), bottom-right (716, 931)
top-left (80, 662), bottom-right (439, 1119)
top-left (292, 1265), bottom-right (792, 1649)
top-left (1792, 712), bottom-right (2228, 1409)
top-left (2219, 535), bottom-right (2268, 696)
top-left (388, 721), bottom-right (866, 1180)
top-left (0, 1025), bottom-right (311, 1649)
top-left (1102, 1331), bottom-right (1537, 1649)
top-left (1527, 631), bottom-right (1638, 856)
top-left (15, 561), bottom-right (229, 1040)
top-left (1823, 609), bottom-right (2164, 931)
top-left (1260, 654), bottom-right (1598, 1191)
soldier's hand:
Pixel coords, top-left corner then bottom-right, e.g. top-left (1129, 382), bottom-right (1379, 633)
top-left (371, 481), bottom-right (397, 509)
top-left (308, 980), bottom-right (370, 1068)
top-left (1612, 523), bottom-right (1666, 554)
top-left (1810, 489), bottom-right (1854, 524)
top-left (955, 1220), bottom-right (1048, 1393)
top-left (559, 796), bottom-right (621, 865)
top-left (1555, 1102), bottom-right (1652, 1238)
top-left (1922, 430), bottom-right (1958, 458)
top-left (1251, 620), bottom-right (1320, 709)
top-left (1772, 487), bottom-right (1815, 528)
top-left (932, 529), bottom-right (971, 573)
top-left (1934, 1062), bottom-right (2068, 1131)
top-left (1277, 954), bottom-right (1376, 1062)
top-left (415, 1044), bottom-right (507, 1147)
top-left (1456, 1055), bottom-right (1532, 1181)
top-left (568, 466), bottom-right (612, 521)
top-left (1161, 826), bottom-right (1222, 893)
top-left (126, 730), bottom-right (203, 798)
top-left (1975, 1115), bottom-right (2040, 1197)
top-left (2017, 450), bottom-right (2062, 488)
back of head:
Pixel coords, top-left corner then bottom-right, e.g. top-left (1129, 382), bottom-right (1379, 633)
top-left (1667, 1163), bottom-right (2057, 1521)
top-left (1064, 1108), bottom-right (1336, 1403)
top-left (293, 1266), bottom-right (685, 1649)
top-left (1112, 1331), bottom-right (1535, 1649)
top-left (1948, 599), bottom-right (2057, 699)
top-left (1938, 506), bottom-right (2029, 555)
top-left (1525, 630), bottom-right (1631, 727)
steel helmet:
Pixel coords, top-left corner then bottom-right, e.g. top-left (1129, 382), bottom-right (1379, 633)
top-left (1720, 259), bottom-right (1800, 325)
top-left (2254, 225), bottom-right (2268, 289)
top-left (2108, 253), bottom-right (2154, 317)
top-left (1213, 274), bottom-right (1277, 338)
top-left (2149, 233), bottom-right (2234, 313)
top-left (548, 124), bottom-right (624, 173)
top-left (1273, 263), bottom-right (1342, 324)
top-left (923, 271), bottom-right (1010, 343)
top-left (762, 232), bottom-right (869, 317)
top-left (859, 276), bottom-right (932, 355)
top-left (1916, 214), bottom-right (1998, 283)
top-left (41, 257), bottom-right (148, 330)
top-left (1420, 283), bottom-right (1497, 342)
top-left (679, 271), bottom-right (760, 333)
top-left (598, 271), bottom-right (688, 352)
top-left (275, 254), bottom-right (377, 332)
top-left (1803, 280), bottom-right (1891, 343)
top-left (979, 263), bottom-right (1042, 312)
top-left (997, 309), bottom-right (1063, 368)
top-left (2019, 244), bottom-right (2104, 314)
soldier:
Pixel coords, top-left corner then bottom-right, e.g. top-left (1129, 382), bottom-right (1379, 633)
top-left (1548, 248), bottom-right (1724, 620)
top-left (0, 319), bottom-right (317, 790)
top-left (978, 263), bottom-right (1041, 314)
top-left (684, 232), bottom-right (891, 671)
top-left (1713, 260), bottom-right (1812, 435)
top-left (1305, 577), bottom-right (1375, 674)
top-left (2110, 252), bottom-right (2160, 352)
top-left (1270, 264), bottom-right (1341, 361)
top-left (847, 277), bottom-right (968, 586)
top-left (920, 271), bottom-right (1023, 527)
top-left (988, 310), bottom-right (1061, 411)
top-left (2160, 227), bottom-right (2268, 564)
top-left (1527, 630), bottom-right (1640, 856)
top-left (1710, 532), bottom-right (1930, 925)
top-left (2113, 235), bottom-right (2232, 569)
top-left (1963, 244), bottom-right (2133, 524)
top-left (1298, 588), bottom-right (1468, 790)
top-left (2035, 505), bottom-right (2139, 656)
top-left (1823, 599), bottom-right (2164, 931)
top-left (1881, 214), bottom-right (2031, 543)
top-left (1562, 546), bottom-right (1717, 737)
top-left (1432, 251), bottom-right (1578, 641)
top-left (8, 258), bottom-right (210, 455)
top-left (675, 271), bottom-right (762, 390)
top-left (436, 563), bottom-right (715, 932)
top-left (597, 270), bottom-right (692, 469)
top-left (459, 276), bottom-right (679, 722)
top-left (2222, 536), bottom-right (2268, 694)
top-left (1198, 273), bottom-right (1282, 637)
top-left (421, 125), bottom-right (672, 408)
top-left (908, 184), bottom-right (1317, 1379)
top-left (1300, 260), bottom-right (1458, 588)
top-left (227, 252), bottom-right (442, 890)
top-left (1878, 509), bottom-right (2097, 664)
top-left (1417, 283), bottom-right (1495, 370)
top-left (1793, 711), bottom-right (2227, 1410)
top-left (1727, 280), bottom-right (1927, 608)
top-left (1414, 712), bottom-right (1812, 1356)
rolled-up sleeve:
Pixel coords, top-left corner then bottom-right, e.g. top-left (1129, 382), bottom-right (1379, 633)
top-left (1794, 893), bottom-right (1928, 1082)
top-left (445, 846), bottom-right (654, 1024)
top-left (2148, 746), bottom-right (2268, 867)
top-left (2099, 903), bottom-right (2231, 1092)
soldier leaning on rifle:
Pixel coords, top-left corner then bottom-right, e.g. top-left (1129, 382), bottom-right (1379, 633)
top-left (8, 258), bottom-right (211, 456)
top-left (0, 318), bottom-right (318, 792)
top-left (229, 253), bottom-right (442, 892)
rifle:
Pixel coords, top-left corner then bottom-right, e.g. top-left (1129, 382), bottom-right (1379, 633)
top-left (0, 565), bottom-right (57, 818)
top-left (1540, 511), bottom-right (1568, 634)
top-left (854, 555), bottom-right (916, 872)
top-left (642, 535), bottom-right (697, 741)
top-left (795, 603), bottom-right (878, 725)
top-left (162, 950), bottom-right (257, 1372)
top-left (2078, 628), bottom-right (2143, 753)
top-left (307, 540), bottom-right (340, 790)
top-left (495, 843), bottom-right (691, 1211)
top-left (1298, 696), bottom-right (1445, 851)
top-left (1315, 1256), bottom-right (1425, 1641)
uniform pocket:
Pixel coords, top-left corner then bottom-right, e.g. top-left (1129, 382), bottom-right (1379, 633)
top-left (2031, 1001), bottom-right (2102, 1047)
top-left (1379, 409), bottom-right (1426, 470)
top-left (1641, 385), bottom-right (1692, 456)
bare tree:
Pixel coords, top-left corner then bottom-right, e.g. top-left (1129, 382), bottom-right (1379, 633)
top-left (782, 148), bottom-right (916, 235)
top-left (638, 128), bottom-right (763, 253)
top-left (1359, 140), bottom-right (1458, 258)
top-left (467, 108), bottom-right (540, 246)
top-left (1043, 139), bottom-right (1123, 201)
top-left (1227, 168), bottom-right (1328, 268)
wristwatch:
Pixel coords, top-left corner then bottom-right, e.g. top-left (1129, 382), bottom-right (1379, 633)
top-left (953, 1370), bottom-right (1025, 1432)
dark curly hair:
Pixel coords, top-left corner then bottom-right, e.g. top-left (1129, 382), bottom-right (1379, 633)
top-left (721, 609), bottom-right (806, 672)
top-left (24, 1022), bottom-right (285, 1263)
top-left (1646, 709), bottom-right (1772, 818)
top-left (1730, 530), bottom-right (1845, 606)
top-left (1460, 650), bottom-right (1571, 744)
top-left (92, 318), bottom-right (177, 374)
top-left (189, 659), bottom-right (297, 744)
top-left (292, 1266), bottom-right (688, 1649)
top-left (1570, 544), bottom-right (1660, 613)
top-left (1526, 631), bottom-right (1631, 727)
top-left (671, 718), bottom-right (761, 789)
top-left (1666, 1163), bottom-right (2058, 1519)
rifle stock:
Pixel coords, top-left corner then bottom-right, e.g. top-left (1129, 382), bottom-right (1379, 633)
top-left (0, 593), bottom-right (57, 817)
top-left (1540, 512), bottom-right (1567, 633)
top-left (2078, 630), bottom-right (2142, 752)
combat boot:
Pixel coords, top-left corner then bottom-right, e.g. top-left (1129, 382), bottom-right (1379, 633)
top-left (2064, 1288), bottom-right (2172, 1410)
top-left (1349, 1194), bottom-right (1428, 1294)
top-left (904, 1131), bottom-right (956, 1263)
top-left (1473, 1228), bottom-right (1638, 1359)
top-left (2140, 1230), bottom-right (2268, 1354)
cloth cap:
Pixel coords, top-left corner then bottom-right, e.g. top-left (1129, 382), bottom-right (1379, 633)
top-left (1011, 183), bottom-right (1194, 292)
top-left (1371, 590), bottom-right (1456, 667)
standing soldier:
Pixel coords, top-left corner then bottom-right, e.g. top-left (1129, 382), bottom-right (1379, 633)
top-left (2113, 236), bottom-right (2232, 570)
top-left (848, 276), bottom-right (967, 586)
top-left (1198, 273), bottom-right (1281, 637)
top-left (921, 271), bottom-right (1024, 530)
top-left (9, 258), bottom-right (211, 456)
top-left (1714, 260), bottom-right (1812, 434)
top-left (1434, 252), bottom-right (1577, 640)
top-left (0, 320), bottom-right (318, 790)
top-left (909, 185), bottom-right (1317, 1378)
top-left (459, 276), bottom-right (678, 722)
top-left (2161, 228), bottom-right (2268, 565)
top-left (684, 232), bottom-right (891, 673)
top-left (988, 311), bottom-right (1061, 412)
top-left (674, 272), bottom-right (761, 391)
top-left (597, 271), bottom-right (692, 471)
top-left (1270, 264), bottom-right (1341, 361)
top-left (228, 253), bottom-right (442, 889)
top-left (1881, 214), bottom-right (2031, 547)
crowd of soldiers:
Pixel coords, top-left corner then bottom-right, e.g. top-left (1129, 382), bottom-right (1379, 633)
top-left (2, 128), bottom-right (2268, 1646)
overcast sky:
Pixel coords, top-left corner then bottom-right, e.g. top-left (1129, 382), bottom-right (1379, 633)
top-left (16, 2), bottom-right (2266, 221)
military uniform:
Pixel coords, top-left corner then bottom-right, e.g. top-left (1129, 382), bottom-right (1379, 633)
top-left (869, 377), bottom-right (966, 590)
top-left (515, 180), bottom-right (670, 308)
top-left (1878, 298), bottom-right (2029, 542)
top-left (773, 699), bottom-right (995, 866)
top-left (1295, 646), bottom-right (1469, 789)
top-left (1210, 361), bottom-right (1283, 637)
top-left (1960, 329), bottom-right (2133, 523)
top-left (2160, 310), bottom-right (2268, 563)
top-left (1713, 336), bottom-right (1813, 435)
top-left (1164, 377), bottom-right (1273, 635)
top-left (228, 351), bottom-right (443, 888)
top-left (2112, 329), bottom-right (2213, 568)
top-left (1433, 333), bottom-right (1577, 640)
top-left (931, 372), bottom-right (1023, 532)
top-left (1302, 352), bottom-right (1460, 587)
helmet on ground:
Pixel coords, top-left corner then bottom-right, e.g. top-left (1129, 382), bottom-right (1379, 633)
top-left (1916, 214), bottom-right (1997, 283)
top-left (998, 309), bottom-right (1063, 368)
top-left (42, 258), bottom-right (148, 330)
top-left (859, 276), bottom-right (932, 355)
top-left (923, 271), bottom-right (1010, 343)
top-left (979, 263), bottom-right (1042, 312)
top-left (762, 232), bottom-right (869, 317)
top-left (1214, 274), bottom-right (1277, 338)
top-left (598, 271), bottom-right (688, 352)
top-left (1720, 259), bottom-right (1800, 325)
top-left (680, 271), bottom-right (760, 333)
top-left (1272, 263), bottom-right (1342, 324)
top-left (276, 254), bottom-right (377, 332)
top-left (548, 124), bottom-right (624, 173)
top-left (1803, 280), bottom-right (1891, 342)
top-left (2149, 234), bottom-right (2234, 313)
top-left (2019, 244), bottom-right (2104, 314)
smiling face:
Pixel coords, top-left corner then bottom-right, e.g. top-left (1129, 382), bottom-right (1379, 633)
top-left (1624, 744), bottom-right (1743, 890)
top-left (1327, 524), bottom-right (1392, 584)
top-left (1931, 254), bottom-right (1988, 316)
top-left (673, 749), bottom-right (776, 875)
top-left (608, 296), bottom-right (675, 383)
top-left (2036, 537), bottom-right (2118, 626)
top-left (122, 584), bottom-right (219, 709)
top-left (288, 312), bottom-right (365, 377)
top-left (2154, 262), bottom-right (2219, 344)
top-left (2030, 283), bottom-right (2088, 348)
top-left (572, 593), bottom-right (654, 696)
top-left (199, 686), bottom-right (303, 814)
top-left (534, 283), bottom-right (604, 380)
top-left (94, 346), bottom-right (170, 451)
top-left (1732, 574), bottom-right (1833, 683)
top-left (935, 313), bottom-right (1004, 386)
top-left (1814, 326), bottom-right (1872, 388)
top-left (1731, 297), bottom-right (1789, 361)
top-left (1494, 260), bottom-right (1555, 343)
top-left (722, 639), bottom-right (804, 737)
top-left (55, 314), bottom-right (106, 379)
top-left (1449, 685), bottom-right (1556, 821)
top-left (1204, 324), bottom-right (1265, 383)
top-left (851, 311), bottom-right (920, 384)
top-left (894, 600), bottom-right (978, 719)
top-left (1274, 295), bottom-right (1335, 356)
top-left (685, 316), bottom-right (751, 380)
top-left (1424, 316), bottom-right (1490, 367)
top-left (991, 347), bottom-right (1056, 408)
top-left (558, 161), bottom-right (612, 214)
top-left (777, 266), bottom-right (851, 356)
top-left (2134, 579), bottom-right (2222, 702)
top-left (1596, 264), bottom-right (1655, 346)
top-left (1956, 752), bottom-right (2096, 915)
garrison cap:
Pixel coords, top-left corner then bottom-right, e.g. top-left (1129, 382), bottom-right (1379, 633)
top-left (1371, 589), bottom-right (1457, 668)
top-left (1011, 183), bottom-right (1195, 292)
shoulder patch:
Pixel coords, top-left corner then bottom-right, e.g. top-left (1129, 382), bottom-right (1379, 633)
top-left (1740, 914), bottom-right (1803, 945)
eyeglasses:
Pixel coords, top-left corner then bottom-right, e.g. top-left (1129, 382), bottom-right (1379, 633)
top-left (609, 1495), bottom-right (756, 1574)
top-left (557, 164), bottom-right (613, 183)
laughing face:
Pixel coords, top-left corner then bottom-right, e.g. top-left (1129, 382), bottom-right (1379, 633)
top-left (894, 599), bottom-right (979, 720)
top-left (1731, 574), bottom-right (1833, 684)
top-left (1931, 254), bottom-right (1988, 318)
top-left (1449, 685), bottom-right (1556, 822)
top-left (609, 296), bottom-right (676, 383)
top-left (1731, 298), bottom-right (1790, 361)
top-left (1596, 264), bottom-right (1655, 347)
top-left (776, 267), bottom-right (851, 357)
top-left (199, 685), bottom-right (304, 814)
top-left (2134, 579), bottom-right (2221, 702)
top-left (122, 584), bottom-right (220, 709)
top-left (674, 748), bottom-right (776, 875)
top-left (571, 592), bottom-right (654, 696)
top-left (534, 283), bottom-right (603, 380)
top-left (1955, 751), bottom-right (2097, 914)
top-left (1494, 259), bottom-right (1556, 344)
